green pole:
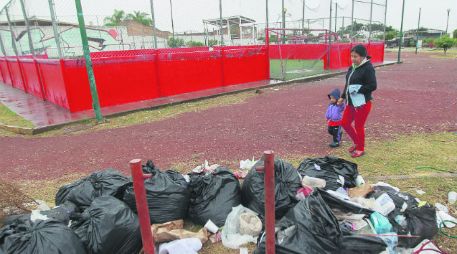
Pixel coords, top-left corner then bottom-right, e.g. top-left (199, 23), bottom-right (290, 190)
top-left (415, 8), bottom-right (421, 54)
top-left (397, 0), bottom-right (405, 63)
top-left (75, 0), bottom-right (103, 122)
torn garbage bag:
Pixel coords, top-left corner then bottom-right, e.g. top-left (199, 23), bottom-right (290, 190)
top-left (241, 158), bottom-right (301, 220)
top-left (152, 220), bottom-right (209, 244)
top-left (0, 219), bottom-right (86, 254)
top-left (297, 156), bottom-right (359, 191)
top-left (339, 235), bottom-right (388, 254)
top-left (55, 169), bottom-right (129, 209)
top-left (70, 196), bottom-right (142, 254)
top-left (188, 167), bottom-right (241, 227)
top-left (123, 161), bottom-right (190, 224)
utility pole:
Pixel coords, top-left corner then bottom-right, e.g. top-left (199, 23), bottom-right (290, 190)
top-left (74, 0), bottom-right (103, 122)
top-left (169, 0), bottom-right (175, 39)
top-left (282, 0), bottom-right (286, 43)
top-left (266, 0), bottom-right (269, 29)
top-left (415, 8), bottom-right (421, 54)
top-left (328, 0), bottom-right (333, 66)
top-left (398, 0), bottom-right (405, 63)
top-left (351, 0), bottom-right (355, 41)
top-left (149, 0), bottom-right (158, 48)
top-left (219, 0), bottom-right (224, 45)
top-left (369, 0), bottom-right (373, 42)
top-left (335, 3), bottom-right (338, 33)
top-left (383, 0), bottom-right (388, 42)
top-left (445, 9), bottom-right (450, 35)
top-left (302, 0), bottom-right (305, 34)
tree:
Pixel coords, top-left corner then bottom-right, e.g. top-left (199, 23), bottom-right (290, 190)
top-left (126, 11), bottom-right (152, 26)
top-left (168, 37), bottom-right (185, 48)
top-left (208, 39), bottom-right (218, 47)
top-left (453, 29), bottom-right (457, 39)
top-left (434, 36), bottom-right (456, 54)
top-left (104, 9), bottom-right (126, 26)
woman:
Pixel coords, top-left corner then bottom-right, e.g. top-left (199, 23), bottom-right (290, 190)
top-left (338, 44), bottom-right (377, 158)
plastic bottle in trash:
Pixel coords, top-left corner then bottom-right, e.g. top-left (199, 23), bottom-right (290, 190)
top-left (355, 175), bottom-right (365, 186)
top-left (302, 176), bottom-right (326, 188)
top-left (448, 192), bottom-right (457, 205)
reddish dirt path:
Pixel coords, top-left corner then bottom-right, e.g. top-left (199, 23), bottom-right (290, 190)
top-left (1, 52), bottom-right (456, 181)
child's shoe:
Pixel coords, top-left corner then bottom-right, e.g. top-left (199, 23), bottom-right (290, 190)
top-left (329, 142), bottom-right (340, 148)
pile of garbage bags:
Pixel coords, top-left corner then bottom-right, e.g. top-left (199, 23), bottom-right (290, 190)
top-left (0, 156), bottom-right (450, 254)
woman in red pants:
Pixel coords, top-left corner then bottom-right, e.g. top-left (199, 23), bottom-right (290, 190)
top-left (338, 44), bottom-right (377, 158)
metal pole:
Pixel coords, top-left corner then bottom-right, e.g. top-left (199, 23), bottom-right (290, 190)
top-left (19, 0), bottom-right (35, 55)
top-left (369, 0), bottom-right (373, 42)
top-left (282, 0), bottom-right (286, 43)
top-left (130, 159), bottom-right (155, 254)
top-left (265, 0), bottom-right (269, 30)
top-left (48, 0), bottom-right (63, 59)
top-left (351, 0), bottom-right (355, 41)
top-left (219, 0), bottom-right (224, 45)
top-left (75, 0), bottom-right (103, 122)
top-left (169, 0), bottom-right (175, 39)
top-left (383, 0), bottom-right (388, 42)
top-left (445, 9), bottom-right (450, 35)
top-left (397, 0), bottom-right (405, 63)
top-left (149, 0), bottom-right (158, 48)
top-left (302, 0), bottom-right (305, 34)
top-left (5, 8), bottom-right (19, 56)
top-left (415, 8), bottom-right (421, 54)
top-left (328, 0), bottom-right (333, 66)
top-left (335, 3), bottom-right (338, 33)
top-left (256, 151), bottom-right (275, 254)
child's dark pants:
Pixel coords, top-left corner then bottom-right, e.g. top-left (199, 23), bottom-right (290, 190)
top-left (328, 126), bottom-right (342, 143)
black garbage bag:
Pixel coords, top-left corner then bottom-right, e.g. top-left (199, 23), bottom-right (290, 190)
top-left (254, 191), bottom-right (342, 254)
top-left (393, 205), bottom-right (437, 248)
top-left (188, 167), bottom-right (241, 227)
top-left (55, 169), bottom-right (129, 209)
top-left (70, 196), bottom-right (142, 254)
top-left (319, 189), bottom-right (373, 215)
top-left (368, 185), bottom-right (418, 212)
top-left (0, 219), bottom-right (86, 254)
top-left (123, 160), bottom-right (190, 224)
top-left (297, 156), bottom-right (359, 191)
top-left (340, 235), bottom-right (387, 254)
top-left (242, 158), bottom-right (302, 220)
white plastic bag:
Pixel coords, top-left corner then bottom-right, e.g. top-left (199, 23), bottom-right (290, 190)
top-left (222, 205), bottom-right (261, 249)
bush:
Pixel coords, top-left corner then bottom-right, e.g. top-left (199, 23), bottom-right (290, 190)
top-left (167, 37), bottom-right (185, 48)
top-left (453, 29), bottom-right (457, 39)
top-left (208, 39), bottom-right (219, 47)
top-left (434, 36), bottom-right (456, 54)
top-left (186, 41), bottom-right (205, 47)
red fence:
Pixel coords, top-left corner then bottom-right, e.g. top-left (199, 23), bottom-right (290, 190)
top-left (0, 46), bottom-right (269, 112)
top-left (269, 42), bottom-right (385, 70)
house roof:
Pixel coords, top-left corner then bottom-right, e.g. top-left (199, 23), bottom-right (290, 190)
top-left (203, 15), bottom-right (256, 26)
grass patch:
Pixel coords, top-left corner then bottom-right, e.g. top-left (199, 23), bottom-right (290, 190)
top-left (37, 92), bottom-right (256, 137)
top-left (0, 102), bottom-right (34, 128)
top-left (270, 59), bottom-right (329, 80)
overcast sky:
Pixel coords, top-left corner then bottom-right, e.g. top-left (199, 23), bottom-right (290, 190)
top-left (1, 0), bottom-right (456, 33)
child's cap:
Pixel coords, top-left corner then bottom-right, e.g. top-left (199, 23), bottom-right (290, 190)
top-left (328, 88), bottom-right (341, 100)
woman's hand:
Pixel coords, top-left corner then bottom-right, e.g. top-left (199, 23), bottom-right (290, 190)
top-left (337, 98), bottom-right (344, 105)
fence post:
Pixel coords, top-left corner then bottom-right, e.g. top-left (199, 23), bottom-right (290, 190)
top-left (149, 0), bottom-right (158, 48)
top-left (130, 159), bottom-right (155, 254)
top-left (74, 0), bottom-right (103, 122)
top-left (256, 151), bottom-right (275, 254)
top-left (265, 28), bottom-right (270, 79)
top-left (48, 0), bottom-right (62, 58)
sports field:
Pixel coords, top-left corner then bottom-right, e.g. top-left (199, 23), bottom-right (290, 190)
top-left (270, 59), bottom-right (329, 80)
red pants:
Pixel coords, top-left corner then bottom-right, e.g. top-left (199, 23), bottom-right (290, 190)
top-left (342, 101), bottom-right (372, 151)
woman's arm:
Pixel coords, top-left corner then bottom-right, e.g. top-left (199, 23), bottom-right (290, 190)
top-left (358, 66), bottom-right (377, 94)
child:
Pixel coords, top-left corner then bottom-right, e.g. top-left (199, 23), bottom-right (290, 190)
top-left (326, 88), bottom-right (345, 148)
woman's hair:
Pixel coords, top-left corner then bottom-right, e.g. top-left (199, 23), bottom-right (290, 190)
top-left (351, 44), bottom-right (368, 58)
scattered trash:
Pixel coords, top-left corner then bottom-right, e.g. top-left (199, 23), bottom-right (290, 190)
top-left (70, 196), bottom-right (142, 254)
top-left (158, 238), bottom-right (202, 254)
top-left (374, 193), bottom-right (396, 216)
top-left (434, 203), bottom-right (448, 213)
top-left (416, 189), bottom-right (426, 195)
top-left (348, 184), bottom-right (373, 198)
top-left (0, 219), bottom-right (86, 254)
top-left (396, 205), bottom-right (438, 248)
top-left (204, 219), bottom-right (219, 234)
top-left (192, 160), bottom-right (220, 174)
top-left (295, 186), bottom-right (314, 200)
top-left (240, 158), bottom-right (257, 170)
top-left (30, 210), bottom-right (49, 222)
top-left (448, 191), bottom-right (457, 205)
top-left (239, 247), bottom-right (249, 254)
top-left (379, 233), bottom-right (398, 254)
top-left (152, 220), bottom-right (209, 244)
top-left (297, 156), bottom-right (359, 191)
top-left (355, 175), bottom-right (365, 186)
top-left (370, 212), bottom-right (393, 234)
top-left (302, 175), bottom-right (326, 188)
top-left (222, 205), bottom-right (261, 249)
top-left (412, 240), bottom-right (444, 254)
top-left (242, 158), bottom-right (301, 219)
top-left (188, 167), bottom-right (241, 227)
top-left (436, 210), bottom-right (457, 228)
top-left (123, 161), bottom-right (190, 224)
top-left (35, 200), bottom-right (50, 211)
top-left (394, 214), bottom-right (408, 228)
top-left (209, 231), bottom-right (222, 243)
top-left (55, 169), bottom-right (129, 209)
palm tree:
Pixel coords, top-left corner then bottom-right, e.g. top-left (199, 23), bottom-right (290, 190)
top-left (126, 11), bottom-right (152, 26)
top-left (104, 9), bottom-right (126, 27)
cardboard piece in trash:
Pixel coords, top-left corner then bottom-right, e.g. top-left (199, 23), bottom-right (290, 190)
top-left (348, 184), bottom-right (374, 198)
top-left (152, 220), bottom-right (209, 244)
